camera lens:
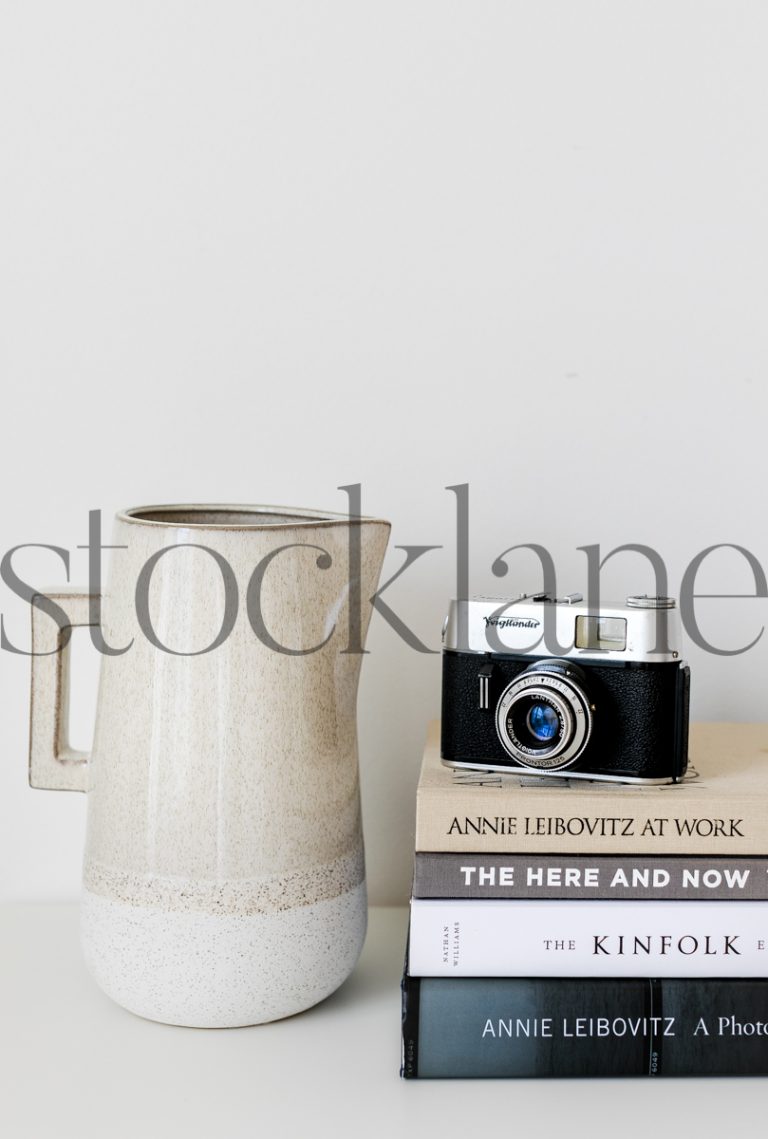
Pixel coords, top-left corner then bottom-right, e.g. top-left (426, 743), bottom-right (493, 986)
top-left (508, 691), bottom-right (567, 755)
top-left (525, 702), bottom-right (560, 743)
top-left (494, 660), bottom-right (593, 771)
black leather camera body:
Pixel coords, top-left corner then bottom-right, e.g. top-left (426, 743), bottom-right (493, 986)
top-left (441, 593), bottom-right (690, 784)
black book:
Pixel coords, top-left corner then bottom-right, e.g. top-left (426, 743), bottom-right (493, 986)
top-left (401, 974), bottom-right (768, 1078)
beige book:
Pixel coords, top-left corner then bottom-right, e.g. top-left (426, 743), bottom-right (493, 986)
top-left (415, 722), bottom-right (768, 855)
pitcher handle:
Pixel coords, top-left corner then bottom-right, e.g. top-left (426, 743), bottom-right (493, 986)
top-left (29, 588), bottom-right (98, 792)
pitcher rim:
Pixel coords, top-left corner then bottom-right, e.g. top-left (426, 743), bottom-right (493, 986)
top-left (116, 504), bottom-right (391, 531)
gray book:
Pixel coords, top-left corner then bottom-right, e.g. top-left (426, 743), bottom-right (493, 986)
top-left (413, 852), bottom-right (768, 900)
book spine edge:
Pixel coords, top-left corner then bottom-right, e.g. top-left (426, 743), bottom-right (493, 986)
top-left (402, 975), bottom-right (768, 1078)
top-left (408, 899), bottom-right (768, 977)
top-left (412, 852), bottom-right (768, 901)
top-left (400, 974), bottom-right (420, 1078)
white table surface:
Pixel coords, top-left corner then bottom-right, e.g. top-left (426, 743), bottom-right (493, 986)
top-left (1, 903), bottom-right (765, 1139)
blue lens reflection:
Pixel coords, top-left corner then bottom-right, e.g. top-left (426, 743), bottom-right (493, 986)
top-left (526, 702), bottom-right (559, 743)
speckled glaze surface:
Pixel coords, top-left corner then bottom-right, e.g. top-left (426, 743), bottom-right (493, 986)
top-left (31, 505), bottom-right (390, 1026)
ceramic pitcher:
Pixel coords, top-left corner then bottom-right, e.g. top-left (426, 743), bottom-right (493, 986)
top-left (28, 504), bottom-right (390, 1027)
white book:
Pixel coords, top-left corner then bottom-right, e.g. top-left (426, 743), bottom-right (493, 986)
top-left (408, 899), bottom-right (768, 977)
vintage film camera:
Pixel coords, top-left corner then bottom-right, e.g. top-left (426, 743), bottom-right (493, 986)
top-left (441, 592), bottom-right (690, 784)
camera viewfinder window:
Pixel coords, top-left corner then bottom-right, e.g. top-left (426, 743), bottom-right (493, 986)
top-left (575, 616), bottom-right (627, 652)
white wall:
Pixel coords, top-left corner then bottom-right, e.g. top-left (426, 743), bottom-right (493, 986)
top-left (2, 2), bottom-right (767, 905)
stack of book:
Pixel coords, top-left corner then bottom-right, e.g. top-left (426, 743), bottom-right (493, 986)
top-left (401, 721), bottom-right (768, 1078)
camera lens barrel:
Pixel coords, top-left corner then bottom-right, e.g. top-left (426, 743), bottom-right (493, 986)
top-left (494, 659), bottom-right (593, 771)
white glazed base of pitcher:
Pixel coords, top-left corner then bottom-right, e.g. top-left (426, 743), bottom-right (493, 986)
top-left (80, 881), bottom-right (367, 1027)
